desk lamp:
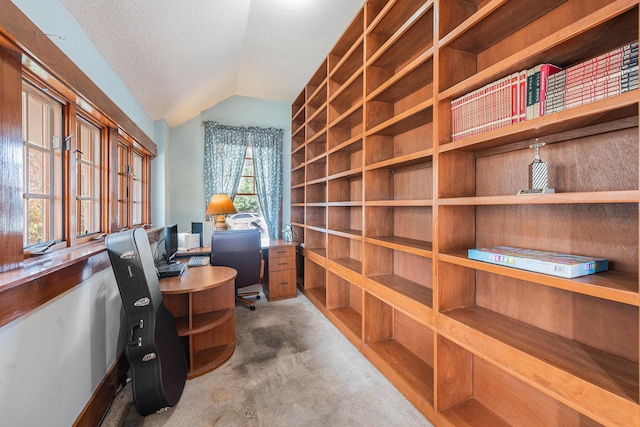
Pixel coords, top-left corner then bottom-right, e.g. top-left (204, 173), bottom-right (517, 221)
top-left (206, 194), bottom-right (237, 230)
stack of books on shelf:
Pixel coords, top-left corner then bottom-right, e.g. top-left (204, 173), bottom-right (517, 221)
top-left (546, 41), bottom-right (638, 114)
top-left (450, 72), bottom-right (525, 141)
top-left (450, 41), bottom-right (638, 142)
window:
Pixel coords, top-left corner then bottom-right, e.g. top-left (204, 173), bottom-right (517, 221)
top-left (229, 146), bottom-right (267, 236)
top-left (235, 146), bottom-right (259, 212)
top-left (22, 83), bottom-right (64, 247)
top-left (116, 142), bottom-right (128, 228)
top-left (131, 151), bottom-right (144, 225)
top-left (76, 117), bottom-right (102, 236)
top-left (117, 140), bottom-right (147, 229)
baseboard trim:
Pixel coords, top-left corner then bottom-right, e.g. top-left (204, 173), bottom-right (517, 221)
top-left (73, 353), bottom-right (129, 427)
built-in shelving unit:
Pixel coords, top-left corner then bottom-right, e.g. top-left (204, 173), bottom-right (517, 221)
top-left (291, 0), bottom-right (639, 425)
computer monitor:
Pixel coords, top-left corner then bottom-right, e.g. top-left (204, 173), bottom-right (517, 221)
top-left (165, 223), bottom-right (178, 264)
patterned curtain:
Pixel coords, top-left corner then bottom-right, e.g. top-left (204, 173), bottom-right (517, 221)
top-left (203, 122), bottom-right (248, 205)
top-left (250, 127), bottom-right (283, 239)
top-left (203, 121), bottom-right (283, 239)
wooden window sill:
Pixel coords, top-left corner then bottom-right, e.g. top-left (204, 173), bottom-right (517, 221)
top-left (0, 241), bottom-right (111, 328)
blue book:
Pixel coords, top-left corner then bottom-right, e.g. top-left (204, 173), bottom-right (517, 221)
top-left (467, 246), bottom-right (608, 278)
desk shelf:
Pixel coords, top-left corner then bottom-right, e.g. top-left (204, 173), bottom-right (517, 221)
top-left (160, 266), bottom-right (237, 379)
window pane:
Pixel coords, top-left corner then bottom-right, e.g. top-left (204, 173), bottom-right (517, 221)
top-left (132, 202), bottom-right (142, 225)
top-left (27, 149), bottom-right (50, 194)
top-left (26, 198), bottom-right (47, 245)
top-left (77, 200), bottom-right (94, 235)
top-left (234, 195), bottom-right (260, 212)
top-left (26, 96), bottom-right (45, 147)
top-left (79, 163), bottom-right (93, 197)
top-left (76, 118), bottom-right (101, 236)
top-left (131, 152), bottom-right (144, 225)
top-left (118, 200), bottom-right (127, 226)
top-left (116, 143), bottom-right (129, 228)
top-left (242, 158), bottom-right (253, 176)
top-left (22, 83), bottom-right (63, 247)
top-left (237, 176), bottom-right (254, 194)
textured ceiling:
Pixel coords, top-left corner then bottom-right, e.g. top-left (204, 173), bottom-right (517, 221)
top-left (59, 0), bottom-right (365, 128)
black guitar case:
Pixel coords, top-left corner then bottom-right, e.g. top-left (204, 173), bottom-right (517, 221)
top-left (106, 228), bottom-right (187, 416)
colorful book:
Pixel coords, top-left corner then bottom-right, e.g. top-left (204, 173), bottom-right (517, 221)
top-left (538, 64), bottom-right (563, 116)
top-left (467, 246), bottom-right (608, 278)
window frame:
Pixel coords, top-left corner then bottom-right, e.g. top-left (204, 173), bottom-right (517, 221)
top-left (74, 114), bottom-right (104, 239)
top-left (18, 71), bottom-right (153, 253)
top-left (21, 80), bottom-right (66, 249)
top-left (116, 134), bottom-right (150, 230)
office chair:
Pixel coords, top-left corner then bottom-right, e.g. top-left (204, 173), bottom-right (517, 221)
top-left (210, 229), bottom-right (262, 310)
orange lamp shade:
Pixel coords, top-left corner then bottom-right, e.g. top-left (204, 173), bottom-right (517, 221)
top-left (206, 194), bottom-right (237, 230)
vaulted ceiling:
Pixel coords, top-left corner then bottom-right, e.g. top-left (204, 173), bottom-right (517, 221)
top-left (59, 0), bottom-right (365, 128)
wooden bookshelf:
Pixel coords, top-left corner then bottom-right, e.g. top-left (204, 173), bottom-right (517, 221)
top-left (291, 0), bottom-right (639, 425)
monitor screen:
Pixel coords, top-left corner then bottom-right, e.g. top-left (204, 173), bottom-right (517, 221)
top-left (165, 223), bottom-right (179, 263)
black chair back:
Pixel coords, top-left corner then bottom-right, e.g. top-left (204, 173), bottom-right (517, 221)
top-left (210, 229), bottom-right (261, 289)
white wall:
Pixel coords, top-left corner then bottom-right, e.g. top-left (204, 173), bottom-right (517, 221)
top-left (166, 95), bottom-right (292, 234)
top-left (0, 268), bottom-right (125, 427)
top-left (4, 2), bottom-right (150, 425)
top-left (152, 119), bottom-right (170, 227)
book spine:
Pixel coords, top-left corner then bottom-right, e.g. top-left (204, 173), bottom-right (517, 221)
top-left (511, 72), bottom-right (519, 124)
top-left (539, 64), bottom-right (562, 116)
top-left (526, 67), bottom-right (537, 120)
top-left (519, 70), bottom-right (527, 121)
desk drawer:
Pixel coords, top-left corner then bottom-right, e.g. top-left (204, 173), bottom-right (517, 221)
top-left (266, 269), bottom-right (296, 301)
top-left (269, 255), bottom-right (295, 272)
top-left (268, 246), bottom-right (294, 259)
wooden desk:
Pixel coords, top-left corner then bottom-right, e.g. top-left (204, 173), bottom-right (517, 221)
top-left (177, 239), bottom-right (298, 302)
top-left (159, 266), bottom-right (236, 379)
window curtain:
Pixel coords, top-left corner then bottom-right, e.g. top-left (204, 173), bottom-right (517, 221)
top-left (249, 127), bottom-right (284, 239)
top-left (203, 122), bottom-right (248, 206)
top-left (203, 121), bottom-right (284, 239)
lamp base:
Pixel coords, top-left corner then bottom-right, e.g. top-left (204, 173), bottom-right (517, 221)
top-left (214, 215), bottom-right (228, 230)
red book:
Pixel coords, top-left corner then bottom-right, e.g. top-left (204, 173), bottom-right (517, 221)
top-left (539, 64), bottom-right (562, 116)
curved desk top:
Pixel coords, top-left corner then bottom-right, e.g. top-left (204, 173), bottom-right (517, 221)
top-left (158, 265), bottom-right (237, 294)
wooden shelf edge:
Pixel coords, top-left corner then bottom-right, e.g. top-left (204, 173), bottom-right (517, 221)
top-left (439, 0), bottom-right (638, 101)
top-left (363, 339), bottom-right (435, 408)
top-left (326, 168), bottom-right (363, 182)
top-left (438, 190), bottom-right (640, 205)
top-left (439, 91), bottom-right (639, 153)
top-left (328, 67), bottom-right (363, 104)
top-left (439, 398), bottom-right (510, 427)
top-left (438, 251), bottom-right (639, 306)
top-left (364, 236), bottom-right (433, 257)
top-left (365, 149), bottom-right (433, 171)
top-left (304, 248), bottom-right (326, 264)
top-left (328, 34), bottom-right (364, 80)
top-left (366, 47), bottom-right (434, 101)
top-left (365, 98), bottom-right (434, 136)
top-left (188, 343), bottom-right (235, 379)
top-left (327, 135), bottom-right (363, 154)
top-left (327, 306), bottom-right (363, 349)
top-left (438, 308), bottom-right (639, 427)
top-left (187, 308), bottom-right (234, 336)
top-left (327, 258), bottom-right (363, 286)
top-left (364, 198), bottom-right (433, 207)
top-left (365, 1), bottom-right (434, 67)
top-left (303, 286), bottom-right (327, 309)
top-left (326, 228), bottom-right (363, 239)
top-left (365, 276), bottom-right (433, 327)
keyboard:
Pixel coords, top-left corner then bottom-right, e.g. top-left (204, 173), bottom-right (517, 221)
top-left (188, 256), bottom-right (210, 267)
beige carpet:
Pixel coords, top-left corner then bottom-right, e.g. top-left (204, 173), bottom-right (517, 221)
top-left (100, 285), bottom-right (432, 427)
